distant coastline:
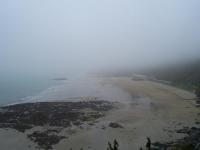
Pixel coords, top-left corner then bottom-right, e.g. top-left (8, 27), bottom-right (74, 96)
top-left (52, 78), bottom-right (68, 81)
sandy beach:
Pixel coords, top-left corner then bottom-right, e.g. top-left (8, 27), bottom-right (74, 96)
top-left (0, 77), bottom-right (199, 150)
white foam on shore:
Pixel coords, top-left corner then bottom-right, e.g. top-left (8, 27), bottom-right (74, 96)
top-left (4, 78), bottom-right (133, 106)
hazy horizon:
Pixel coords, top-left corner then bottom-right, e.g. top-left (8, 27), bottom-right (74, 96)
top-left (1, 0), bottom-right (200, 77)
top-left (1, 1), bottom-right (200, 148)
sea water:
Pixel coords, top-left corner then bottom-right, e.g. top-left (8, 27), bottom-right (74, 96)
top-left (0, 75), bottom-right (62, 105)
top-left (0, 75), bottom-right (132, 105)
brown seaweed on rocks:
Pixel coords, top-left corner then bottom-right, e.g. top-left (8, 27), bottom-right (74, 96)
top-left (0, 101), bottom-right (114, 150)
top-left (27, 129), bottom-right (66, 150)
top-left (0, 101), bottom-right (114, 132)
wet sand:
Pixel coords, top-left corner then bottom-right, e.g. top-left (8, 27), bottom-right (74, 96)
top-left (0, 77), bottom-right (199, 150)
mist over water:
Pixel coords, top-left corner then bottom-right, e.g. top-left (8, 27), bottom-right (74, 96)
top-left (0, 0), bottom-right (200, 104)
top-left (1, 2), bottom-right (200, 150)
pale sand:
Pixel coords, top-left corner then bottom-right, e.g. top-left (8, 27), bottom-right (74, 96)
top-left (0, 77), bottom-right (199, 150)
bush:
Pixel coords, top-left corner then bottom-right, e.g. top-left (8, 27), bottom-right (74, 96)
top-left (107, 139), bottom-right (119, 150)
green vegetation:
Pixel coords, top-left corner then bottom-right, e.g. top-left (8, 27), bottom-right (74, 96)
top-left (144, 60), bottom-right (200, 91)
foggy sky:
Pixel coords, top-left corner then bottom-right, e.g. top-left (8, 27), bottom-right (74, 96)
top-left (0, 0), bottom-right (200, 77)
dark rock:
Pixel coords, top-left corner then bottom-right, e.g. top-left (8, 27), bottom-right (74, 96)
top-left (0, 101), bottom-right (114, 132)
top-left (27, 130), bottom-right (66, 150)
top-left (0, 101), bottom-right (114, 149)
top-left (195, 121), bottom-right (200, 124)
top-left (109, 122), bottom-right (123, 128)
top-left (153, 126), bottom-right (200, 150)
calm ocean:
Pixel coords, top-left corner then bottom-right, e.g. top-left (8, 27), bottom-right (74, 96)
top-left (0, 76), bottom-right (132, 106)
top-left (0, 75), bottom-right (59, 105)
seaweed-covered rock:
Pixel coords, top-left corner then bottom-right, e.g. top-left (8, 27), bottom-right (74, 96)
top-left (109, 122), bottom-right (123, 128)
top-left (153, 126), bottom-right (200, 150)
top-left (27, 130), bottom-right (66, 150)
top-left (0, 101), bottom-right (114, 132)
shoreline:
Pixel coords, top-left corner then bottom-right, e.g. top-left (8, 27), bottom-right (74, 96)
top-left (0, 77), bottom-right (199, 150)
top-left (0, 78), bottom-right (68, 107)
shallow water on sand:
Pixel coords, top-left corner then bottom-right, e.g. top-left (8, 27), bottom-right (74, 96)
top-left (20, 78), bottom-right (133, 104)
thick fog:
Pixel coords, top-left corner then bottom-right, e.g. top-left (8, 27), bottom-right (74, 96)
top-left (0, 0), bottom-right (200, 77)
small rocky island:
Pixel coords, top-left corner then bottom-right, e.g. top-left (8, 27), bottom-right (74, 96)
top-left (0, 101), bottom-right (114, 150)
top-left (52, 78), bottom-right (68, 81)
